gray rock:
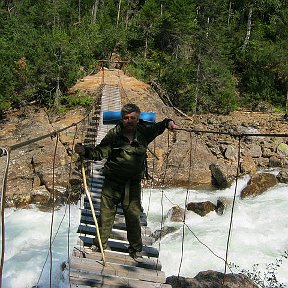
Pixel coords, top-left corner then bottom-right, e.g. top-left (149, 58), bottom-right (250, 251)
top-left (248, 144), bottom-right (262, 158)
top-left (269, 155), bottom-right (283, 167)
top-left (276, 169), bottom-right (288, 183)
top-left (167, 206), bottom-right (185, 222)
top-left (224, 145), bottom-right (238, 161)
top-left (166, 270), bottom-right (257, 288)
top-left (186, 201), bottom-right (216, 217)
top-left (209, 163), bottom-right (231, 189)
top-left (151, 226), bottom-right (178, 241)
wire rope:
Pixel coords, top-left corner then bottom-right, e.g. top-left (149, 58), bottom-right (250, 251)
top-left (0, 147), bottom-right (10, 288)
top-left (49, 134), bottom-right (59, 288)
top-left (222, 136), bottom-right (242, 283)
top-left (177, 132), bottom-right (194, 277)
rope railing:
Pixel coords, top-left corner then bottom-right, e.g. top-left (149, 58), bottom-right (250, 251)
top-left (174, 127), bottom-right (288, 138)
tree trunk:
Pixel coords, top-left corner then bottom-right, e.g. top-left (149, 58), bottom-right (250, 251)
top-left (285, 89), bottom-right (288, 114)
top-left (228, 1), bottom-right (232, 26)
top-left (92, 0), bottom-right (100, 24)
top-left (144, 35), bottom-right (148, 59)
top-left (54, 76), bottom-right (62, 108)
top-left (194, 60), bottom-right (201, 114)
top-left (78, 0), bottom-right (81, 23)
top-left (206, 16), bottom-right (210, 38)
top-left (242, 5), bottom-right (253, 52)
top-left (116, 0), bottom-right (122, 26)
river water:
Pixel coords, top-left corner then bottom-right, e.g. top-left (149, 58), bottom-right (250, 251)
top-left (1, 174), bottom-right (288, 287)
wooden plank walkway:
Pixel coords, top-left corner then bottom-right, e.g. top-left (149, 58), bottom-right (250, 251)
top-left (69, 75), bottom-right (171, 287)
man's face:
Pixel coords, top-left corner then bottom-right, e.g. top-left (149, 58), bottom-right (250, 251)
top-left (122, 112), bottom-right (139, 132)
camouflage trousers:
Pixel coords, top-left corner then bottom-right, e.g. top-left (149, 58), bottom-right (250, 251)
top-left (96, 177), bottom-right (143, 252)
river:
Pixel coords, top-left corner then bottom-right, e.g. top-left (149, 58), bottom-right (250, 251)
top-left (1, 174), bottom-right (288, 287)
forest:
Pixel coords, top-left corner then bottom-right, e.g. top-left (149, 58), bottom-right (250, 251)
top-left (0, 0), bottom-right (287, 114)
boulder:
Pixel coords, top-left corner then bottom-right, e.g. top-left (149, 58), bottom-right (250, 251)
top-left (186, 201), bottom-right (216, 216)
top-left (150, 226), bottom-right (178, 241)
top-left (276, 169), bottom-right (288, 183)
top-left (167, 206), bottom-right (185, 222)
top-left (240, 173), bottom-right (278, 199)
top-left (247, 144), bottom-right (262, 158)
top-left (209, 163), bottom-right (232, 188)
top-left (216, 197), bottom-right (231, 215)
top-left (240, 154), bottom-right (257, 175)
top-left (224, 145), bottom-right (238, 161)
top-left (268, 155), bottom-right (283, 167)
top-left (255, 157), bottom-right (269, 167)
top-left (166, 270), bottom-right (257, 288)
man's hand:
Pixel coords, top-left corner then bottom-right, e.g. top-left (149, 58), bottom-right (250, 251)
top-left (167, 120), bottom-right (177, 131)
top-left (74, 143), bottom-right (85, 156)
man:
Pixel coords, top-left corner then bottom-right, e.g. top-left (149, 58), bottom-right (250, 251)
top-left (74, 103), bottom-right (176, 261)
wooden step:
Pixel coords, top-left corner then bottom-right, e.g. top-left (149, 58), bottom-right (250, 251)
top-left (69, 273), bottom-right (171, 288)
top-left (78, 236), bottom-right (159, 258)
top-left (69, 256), bottom-right (167, 284)
top-left (72, 247), bottom-right (162, 270)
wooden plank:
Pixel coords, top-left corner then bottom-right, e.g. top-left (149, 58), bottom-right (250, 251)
top-left (69, 271), bottom-right (172, 288)
top-left (78, 236), bottom-right (159, 258)
top-left (87, 181), bottom-right (103, 188)
top-left (77, 225), bottom-right (155, 245)
top-left (86, 187), bottom-right (102, 194)
top-left (86, 191), bottom-right (101, 198)
top-left (84, 195), bottom-right (101, 204)
top-left (69, 256), bottom-right (166, 283)
top-left (72, 247), bottom-right (162, 270)
top-left (80, 215), bottom-right (152, 236)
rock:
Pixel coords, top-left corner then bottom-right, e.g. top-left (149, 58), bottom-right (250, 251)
top-left (276, 169), bottom-right (288, 183)
top-left (240, 154), bottom-right (257, 175)
top-left (247, 144), bottom-right (262, 158)
top-left (0, 105), bottom-right (85, 208)
top-left (186, 201), bottom-right (216, 216)
top-left (224, 145), bottom-right (238, 161)
top-left (255, 157), bottom-right (269, 167)
top-left (10, 193), bottom-right (32, 208)
top-left (166, 270), bottom-right (257, 288)
top-left (209, 163), bottom-right (231, 188)
top-left (235, 126), bottom-right (260, 143)
top-left (216, 197), bottom-right (231, 215)
top-left (240, 173), bottom-right (278, 199)
top-left (269, 155), bottom-right (283, 167)
top-left (150, 226), bottom-right (178, 241)
top-left (262, 147), bottom-right (274, 158)
top-left (253, 101), bottom-right (274, 112)
top-left (167, 206), bottom-right (185, 222)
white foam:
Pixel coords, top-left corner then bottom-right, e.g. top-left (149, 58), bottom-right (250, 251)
top-left (142, 177), bottom-right (288, 286)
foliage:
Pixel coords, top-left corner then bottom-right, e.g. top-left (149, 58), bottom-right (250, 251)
top-left (0, 0), bottom-right (287, 114)
top-left (230, 250), bottom-right (288, 288)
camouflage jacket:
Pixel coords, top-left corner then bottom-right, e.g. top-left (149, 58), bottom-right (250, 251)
top-left (84, 118), bottom-right (171, 181)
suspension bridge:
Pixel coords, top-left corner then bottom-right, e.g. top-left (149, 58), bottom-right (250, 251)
top-left (68, 73), bottom-right (171, 287)
top-left (1, 67), bottom-right (288, 288)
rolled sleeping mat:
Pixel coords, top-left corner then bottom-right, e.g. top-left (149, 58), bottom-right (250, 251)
top-left (103, 111), bottom-right (156, 124)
